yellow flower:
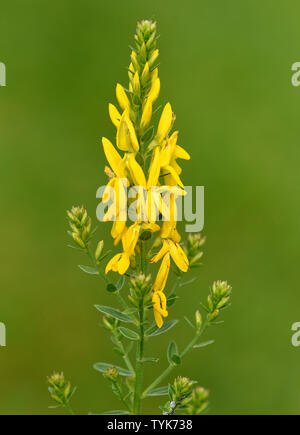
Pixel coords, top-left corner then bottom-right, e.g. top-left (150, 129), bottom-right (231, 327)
top-left (105, 223), bottom-right (140, 275)
top-left (152, 291), bottom-right (168, 328)
top-left (150, 239), bottom-right (189, 273)
top-left (148, 77), bottom-right (160, 103)
top-left (156, 103), bottom-right (173, 143)
top-left (116, 83), bottom-right (130, 111)
top-left (127, 154), bottom-right (147, 187)
top-left (117, 110), bottom-right (140, 152)
top-left (160, 131), bottom-right (190, 188)
top-left (153, 253), bottom-right (170, 292)
top-left (102, 137), bottom-right (127, 178)
top-left (109, 104), bottom-right (121, 128)
top-left (140, 99), bottom-right (152, 130)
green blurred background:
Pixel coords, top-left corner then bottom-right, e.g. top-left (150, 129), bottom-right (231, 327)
top-left (1, 0), bottom-right (300, 415)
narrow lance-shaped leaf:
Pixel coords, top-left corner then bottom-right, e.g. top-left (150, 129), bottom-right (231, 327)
top-left (193, 340), bottom-right (215, 349)
top-left (95, 305), bottom-right (133, 323)
top-left (78, 265), bottom-right (99, 275)
top-left (118, 327), bottom-right (139, 341)
top-left (147, 386), bottom-right (169, 397)
top-left (146, 320), bottom-right (179, 337)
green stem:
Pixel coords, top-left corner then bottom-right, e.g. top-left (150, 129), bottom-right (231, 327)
top-left (133, 303), bottom-right (145, 414)
top-left (64, 402), bottom-right (75, 416)
top-left (142, 321), bottom-right (209, 399)
top-left (113, 331), bottom-right (135, 376)
top-left (114, 382), bottom-right (132, 413)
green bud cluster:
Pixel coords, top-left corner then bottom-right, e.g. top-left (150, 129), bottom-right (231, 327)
top-left (169, 376), bottom-right (196, 405)
top-left (67, 205), bottom-right (92, 249)
top-left (185, 386), bottom-right (209, 415)
top-left (47, 372), bottom-right (74, 406)
top-left (162, 376), bottom-right (197, 415)
top-left (130, 20), bottom-right (158, 117)
top-left (207, 280), bottom-right (232, 322)
top-left (133, 20), bottom-right (158, 73)
top-left (128, 273), bottom-right (152, 308)
top-left (185, 233), bottom-right (206, 266)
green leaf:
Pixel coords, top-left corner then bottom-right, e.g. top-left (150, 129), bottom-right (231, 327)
top-left (142, 126), bottom-right (155, 143)
top-left (167, 294), bottom-right (178, 307)
top-left (93, 363), bottom-right (131, 377)
top-left (95, 305), bottom-right (133, 323)
top-left (106, 283), bottom-right (117, 293)
top-left (193, 340), bottom-right (215, 349)
top-left (91, 410), bottom-right (129, 415)
top-left (184, 316), bottom-right (196, 330)
top-left (147, 386), bottom-right (169, 397)
top-left (116, 275), bottom-right (126, 291)
top-left (167, 341), bottom-right (178, 364)
top-left (171, 354), bottom-right (181, 365)
top-left (179, 277), bottom-right (198, 287)
top-left (146, 320), bottom-right (178, 337)
top-left (78, 265), bottom-right (99, 275)
top-left (118, 327), bottom-right (139, 341)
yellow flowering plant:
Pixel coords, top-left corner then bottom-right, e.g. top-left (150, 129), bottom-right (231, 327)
top-left (48, 20), bottom-right (232, 416)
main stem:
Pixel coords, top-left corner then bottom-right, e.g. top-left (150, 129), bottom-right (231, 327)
top-left (133, 241), bottom-right (147, 414)
top-left (133, 302), bottom-right (145, 414)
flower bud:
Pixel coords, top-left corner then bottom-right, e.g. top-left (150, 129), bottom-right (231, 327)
top-left (72, 232), bottom-right (86, 249)
top-left (195, 310), bottom-right (202, 331)
top-left (208, 309), bottom-right (219, 322)
top-left (103, 366), bottom-right (119, 382)
top-left (95, 240), bottom-right (104, 261)
top-left (47, 372), bottom-right (74, 406)
top-left (132, 72), bottom-right (141, 96)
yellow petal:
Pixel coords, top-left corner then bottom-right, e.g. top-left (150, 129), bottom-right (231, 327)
top-left (168, 240), bottom-right (189, 272)
top-left (117, 111), bottom-right (139, 152)
top-left (153, 253), bottom-right (170, 292)
top-left (127, 154), bottom-right (147, 187)
top-left (174, 145), bottom-right (190, 160)
top-left (165, 165), bottom-right (184, 188)
top-left (160, 220), bottom-right (176, 239)
top-left (152, 291), bottom-right (168, 317)
top-left (122, 222), bottom-right (140, 255)
top-left (117, 253), bottom-right (130, 275)
top-left (154, 309), bottom-right (163, 328)
top-left (116, 83), bottom-right (130, 111)
top-left (143, 222), bottom-right (160, 232)
top-left (109, 104), bottom-right (121, 128)
top-left (148, 77), bottom-right (160, 103)
top-left (147, 146), bottom-right (160, 189)
top-left (105, 253), bottom-right (122, 274)
top-left (150, 240), bottom-right (169, 263)
top-left (128, 63), bottom-right (135, 79)
top-left (156, 103), bottom-right (173, 143)
top-left (151, 67), bottom-right (158, 82)
top-left (171, 228), bottom-right (181, 244)
top-left (102, 137), bottom-right (126, 178)
top-left (102, 177), bottom-right (116, 203)
top-left (140, 99), bottom-right (152, 130)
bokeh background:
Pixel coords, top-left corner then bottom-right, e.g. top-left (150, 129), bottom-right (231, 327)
top-left (1, 0), bottom-right (300, 415)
